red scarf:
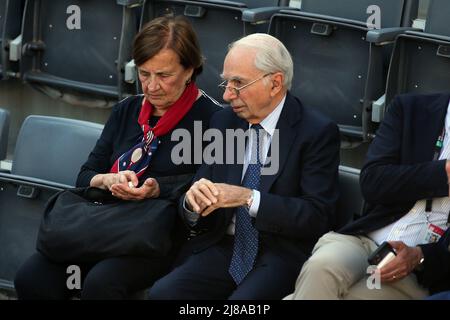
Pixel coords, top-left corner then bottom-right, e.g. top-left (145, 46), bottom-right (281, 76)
top-left (110, 82), bottom-right (199, 177)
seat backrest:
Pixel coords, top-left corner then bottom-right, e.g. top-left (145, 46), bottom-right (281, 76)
top-left (0, 108), bottom-right (10, 160)
top-left (300, 0), bottom-right (415, 27)
top-left (0, 0), bottom-right (24, 79)
top-left (336, 165), bottom-right (363, 229)
top-left (11, 115), bottom-right (103, 186)
top-left (20, 0), bottom-right (139, 99)
top-left (269, 0), bottom-right (418, 139)
top-left (385, 0), bottom-right (450, 105)
top-left (424, 0), bottom-right (450, 36)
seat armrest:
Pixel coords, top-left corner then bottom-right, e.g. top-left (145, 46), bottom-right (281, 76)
top-left (366, 27), bottom-right (422, 43)
top-left (116, 0), bottom-right (143, 6)
top-left (188, 0), bottom-right (247, 8)
top-left (0, 172), bottom-right (73, 190)
top-left (242, 6), bottom-right (291, 23)
top-left (276, 9), bottom-right (368, 28)
top-left (404, 30), bottom-right (450, 42)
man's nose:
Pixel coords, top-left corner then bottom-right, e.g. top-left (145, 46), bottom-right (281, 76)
top-left (222, 87), bottom-right (236, 102)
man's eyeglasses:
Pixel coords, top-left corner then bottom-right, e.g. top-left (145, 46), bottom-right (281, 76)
top-left (218, 73), bottom-right (273, 97)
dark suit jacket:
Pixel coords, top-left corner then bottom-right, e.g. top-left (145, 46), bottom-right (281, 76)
top-left (180, 92), bottom-right (340, 265)
top-left (339, 92), bottom-right (450, 294)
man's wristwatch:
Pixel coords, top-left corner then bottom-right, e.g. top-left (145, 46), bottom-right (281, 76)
top-left (415, 249), bottom-right (425, 272)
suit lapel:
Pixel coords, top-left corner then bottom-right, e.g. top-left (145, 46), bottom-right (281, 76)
top-left (259, 93), bottom-right (302, 193)
top-left (423, 94), bottom-right (450, 161)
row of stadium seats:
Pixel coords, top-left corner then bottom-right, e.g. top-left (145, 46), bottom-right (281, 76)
top-left (1, 0), bottom-right (450, 141)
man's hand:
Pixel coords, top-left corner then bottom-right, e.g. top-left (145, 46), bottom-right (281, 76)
top-left (185, 178), bottom-right (219, 213)
top-left (378, 241), bottom-right (423, 283)
top-left (110, 177), bottom-right (160, 201)
top-left (199, 183), bottom-right (252, 217)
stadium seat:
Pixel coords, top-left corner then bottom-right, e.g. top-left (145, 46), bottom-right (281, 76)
top-left (0, 0), bottom-right (24, 79)
top-left (0, 108), bottom-right (10, 161)
top-left (268, 0), bottom-right (419, 140)
top-left (336, 165), bottom-right (364, 229)
top-left (10, 115), bottom-right (103, 187)
top-left (141, 0), bottom-right (291, 103)
top-left (385, 0), bottom-right (450, 105)
top-left (20, 0), bottom-right (142, 100)
top-left (0, 115), bottom-right (103, 290)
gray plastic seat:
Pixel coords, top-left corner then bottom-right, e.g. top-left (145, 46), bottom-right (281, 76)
top-left (385, 0), bottom-right (450, 105)
top-left (0, 107), bottom-right (10, 161)
top-left (268, 0), bottom-right (419, 140)
top-left (11, 115), bottom-right (103, 187)
top-left (336, 165), bottom-right (364, 229)
top-left (142, 0), bottom-right (290, 103)
top-left (20, 0), bottom-right (141, 99)
top-left (0, 115), bottom-right (103, 290)
top-left (0, 0), bottom-right (24, 79)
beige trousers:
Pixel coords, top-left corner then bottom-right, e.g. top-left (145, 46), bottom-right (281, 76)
top-left (284, 232), bottom-right (429, 300)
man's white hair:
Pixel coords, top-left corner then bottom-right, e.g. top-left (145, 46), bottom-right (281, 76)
top-left (229, 33), bottom-right (293, 90)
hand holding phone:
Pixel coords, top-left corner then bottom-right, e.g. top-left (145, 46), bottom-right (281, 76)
top-left (368, 241), bottom-right (397, 269)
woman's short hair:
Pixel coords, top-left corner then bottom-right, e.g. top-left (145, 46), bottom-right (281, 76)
top-left (133, 16), bottom-right (203, 81)
top-left (229, 33), bottom-right (293, 90)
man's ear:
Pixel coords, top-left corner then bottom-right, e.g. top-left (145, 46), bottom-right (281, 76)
top-left (270, 72), bottom-right (284, 96)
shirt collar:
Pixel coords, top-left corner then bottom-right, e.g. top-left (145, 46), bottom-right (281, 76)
top-left (248, 94), bottom-right (286, 137)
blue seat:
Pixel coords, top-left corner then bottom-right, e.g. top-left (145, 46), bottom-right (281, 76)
top-left (20, 0), bottom-right (142, 100)
top-left (0, 0), bottom-right (24, 79)
top-left (0, 115), bottom-right (103, 290)
top-left (142, 0), bottom-right (290, 103)
top-left (386, 0), bottom-right (450, 105)
top-left (268, 0), bottom-right (419, 140)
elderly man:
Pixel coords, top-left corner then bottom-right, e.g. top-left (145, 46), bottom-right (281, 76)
top-left (286, 93), bottom-right (450, 300)
top-left (148, 33), bottom-right (340, 299)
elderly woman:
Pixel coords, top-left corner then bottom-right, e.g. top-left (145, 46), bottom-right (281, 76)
top-left (14, 16), bottom-right (220, 300)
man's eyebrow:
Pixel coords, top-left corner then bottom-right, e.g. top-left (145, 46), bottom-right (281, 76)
top-left (220, 74), bottom-right (245, 81)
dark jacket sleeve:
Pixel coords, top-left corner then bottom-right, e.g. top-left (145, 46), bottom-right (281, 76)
top-left (256, 122), bottom-right (340, 240)
top-left (360, 96), bottom-right (448, 206)
top-left (156, 173), bottom-right (194, 201)
top-left (418, 230), bottom-right (450, 294)
top-left (76, 105), bottom-right (119, 187)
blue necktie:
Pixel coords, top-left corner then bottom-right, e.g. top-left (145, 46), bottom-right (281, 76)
top-left (229, 124), bottom-right (263, 285)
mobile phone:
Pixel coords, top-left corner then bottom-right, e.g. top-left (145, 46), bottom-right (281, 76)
top-left (368, 241), bottom-right (396, 269)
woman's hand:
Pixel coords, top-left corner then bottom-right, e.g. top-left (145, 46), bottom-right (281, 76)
top-left (110, 177), bottom-right (160, 201)
top-left (90, 170), bottom-right (139, 191)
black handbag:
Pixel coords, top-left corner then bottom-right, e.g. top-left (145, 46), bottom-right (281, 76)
top-left (36, 186), bottom-right (177, 263)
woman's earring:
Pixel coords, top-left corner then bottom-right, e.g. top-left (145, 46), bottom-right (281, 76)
top-left (185, 78), bottom-right (191, 85)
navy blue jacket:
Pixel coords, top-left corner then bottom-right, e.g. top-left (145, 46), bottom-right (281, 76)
top-left (181, 92), bottom-right (340, 265)
top-left (340, 92), bottom-right (450, 293)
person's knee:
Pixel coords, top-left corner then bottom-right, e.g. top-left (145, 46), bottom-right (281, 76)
top-left (14, 263), bottom-right (32, 299)
top-left (81, 272), bottom-right (126, 300)
top-left (148, 277), bottom-right (179, 300)
top-left (14, 254), bottom-right (62, 300)
top-left (300, 253), bottom-right (335, 278)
